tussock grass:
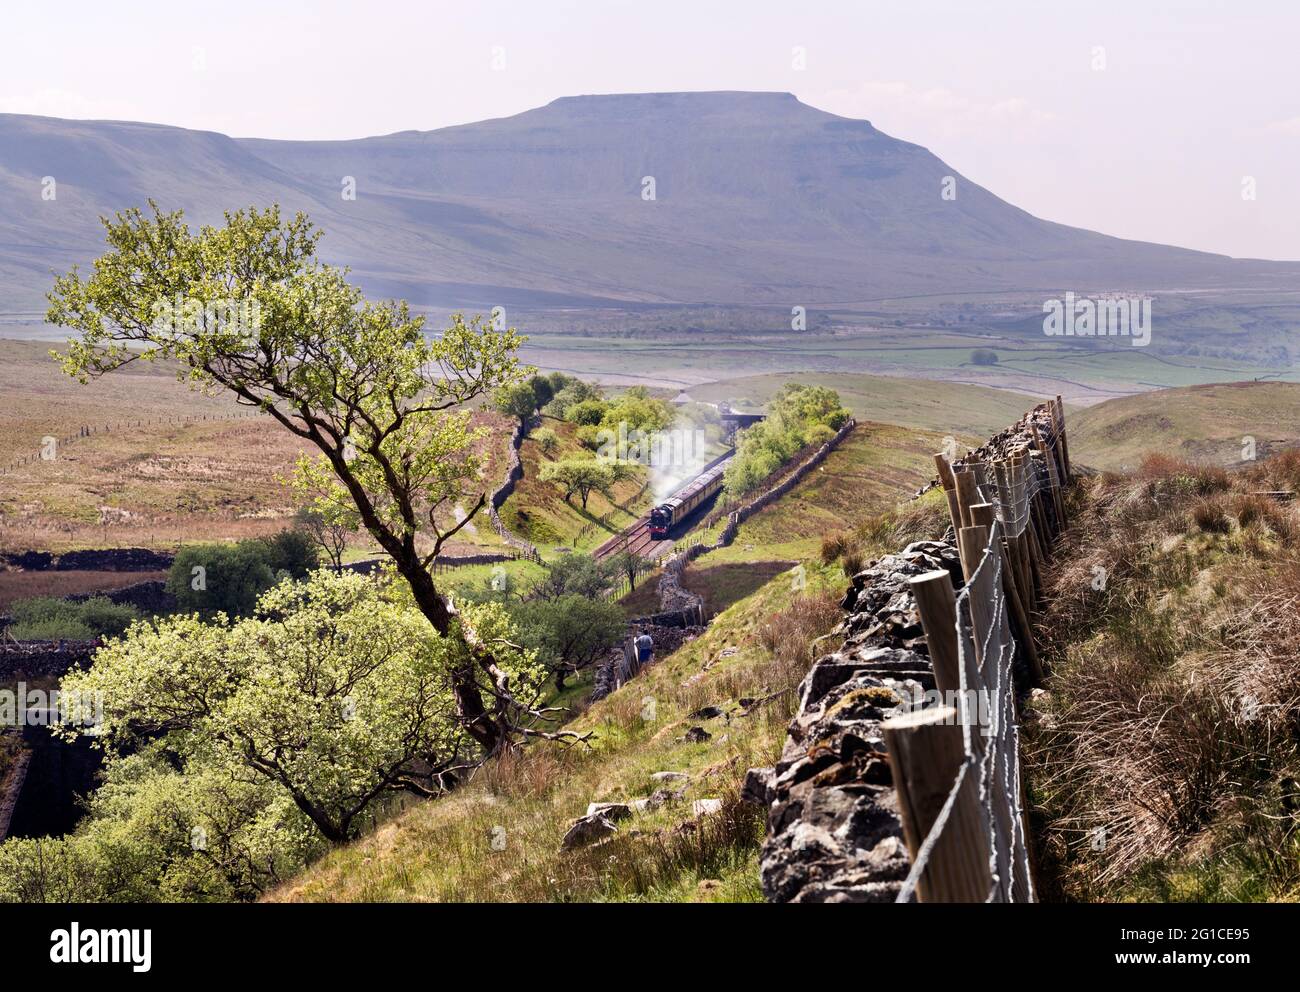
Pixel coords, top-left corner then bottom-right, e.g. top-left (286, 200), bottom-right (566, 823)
top-left (1028, 455), bottom-right (1300, 901)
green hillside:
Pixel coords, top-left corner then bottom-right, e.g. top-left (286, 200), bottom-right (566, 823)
top-left (1070, 380), bottom-right (1300, 472)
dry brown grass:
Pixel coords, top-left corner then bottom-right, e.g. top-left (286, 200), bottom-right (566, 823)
top-left (0, 336), bottom-right (515, 555)
top-left (0, 569), bottom-right (168, 612)
top-left (1028, 454), bottom-right (1300, 901)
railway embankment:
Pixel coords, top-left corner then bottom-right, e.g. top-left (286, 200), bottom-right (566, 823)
top-left (592, 418), bottom-right (859, 701)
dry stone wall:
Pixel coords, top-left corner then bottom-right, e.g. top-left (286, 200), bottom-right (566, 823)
top-left (744, 540), bottom-right (962, 902)
top-left (748, 401), bottom-right (1067, 903)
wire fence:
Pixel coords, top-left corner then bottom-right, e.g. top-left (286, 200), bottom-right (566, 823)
top-left (0, 409), bottom-right (267, 477)
top-left (884, 397), bottom-right (1070, 903)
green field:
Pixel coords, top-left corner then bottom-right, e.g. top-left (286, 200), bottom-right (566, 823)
top-left (687, 371), bottom-right (1040, 437)
top-left (521, 329), bottom-right (1300, 407)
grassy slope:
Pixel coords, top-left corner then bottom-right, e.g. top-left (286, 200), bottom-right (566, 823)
top-left (687, 370), bottom-right (1043, 437)
top-left (267, 562), bottom-right (843, 903)
top-left (1070, 380), bottom-right (1300, 473)
top-left (1028, 457), bottom-right (1300, 901)
top-left (697, 420), bottom-right (967, 565)
top-left (269, 409), bottom-right (960, 902)
top-left (500, 415), bottom-right (652, 555)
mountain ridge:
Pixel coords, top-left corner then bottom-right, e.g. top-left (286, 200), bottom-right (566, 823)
top-left (1, 91), bottom-right (1296, 316)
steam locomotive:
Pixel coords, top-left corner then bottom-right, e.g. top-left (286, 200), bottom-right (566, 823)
top-left (648, 462), bottom-right (728, 539)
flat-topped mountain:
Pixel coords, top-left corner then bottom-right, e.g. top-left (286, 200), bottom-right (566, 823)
top-left (2, 92), bottom-right (1296, 314)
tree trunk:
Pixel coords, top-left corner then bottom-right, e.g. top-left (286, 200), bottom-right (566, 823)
top-left (397, 558), bottom-right (502, 754)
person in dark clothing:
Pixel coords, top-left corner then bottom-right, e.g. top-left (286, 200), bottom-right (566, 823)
top-left (634, 632), bottom-right (654, 665)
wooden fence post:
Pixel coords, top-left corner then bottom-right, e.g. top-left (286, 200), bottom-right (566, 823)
top-left (883, 707), bottom-right (993, 903)
top-left (968, 503), bottom-right (1043, 685)
top-left (910, 570), bottom-right (960, 694)
top-left (933, 453), bottom-right (963, 538)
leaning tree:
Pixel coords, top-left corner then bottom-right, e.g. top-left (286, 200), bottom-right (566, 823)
top-left (47, 202), bottom-right (555, 754)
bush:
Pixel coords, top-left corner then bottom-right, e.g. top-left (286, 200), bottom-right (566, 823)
top-left (841, 551), bottom-right (865, 578)
top-left (567, 399), bottom-right (608, 427)
top-left (494, 381), bottom-right (541, 420)
top-left (7, 570), bottom-right (546, 902)
top-left (8, 596), bottom-right (140, 640)
top-left (545, 379), bottom-right (602, 420)
top-left (820, 532), bottom-right (852, 565)
top-left (259, 528), bottom-right (319, 578)
top-left (167, 542), bottom-right (276, 618)
top-left (533, 427), bottom-right (559, 455)
top-left (971, 348), bottom-right (999, 365)
top-left (508, 594), bottom-right (625, 689)
top-left (723, 382), bottom-right (851, 501)
top-left (165, 532), bottom-right (319, 618)
top-left (575, 424), bottom-right (603, 450)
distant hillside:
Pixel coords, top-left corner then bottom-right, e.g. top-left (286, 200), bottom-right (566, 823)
top-left (3, 92), bottom-right (1298, 317)
top-left (1071, 380), bottom-right (1300, 472)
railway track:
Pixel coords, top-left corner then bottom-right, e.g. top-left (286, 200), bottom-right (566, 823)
top-left (593, 517), bottom-right (673, 562)
top-left (593, 450), bottom-right (735, 563)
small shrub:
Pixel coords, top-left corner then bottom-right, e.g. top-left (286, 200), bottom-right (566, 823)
top-left (260, 528), bottom-right (319, 578)
top-left (8, 596), bottom-right (140, 640)
top-left (533, 427), bottom-right (558, 455)
top-left (841, 551), bottom-right (864, 578)
top-left (820, 532), bottom-right (852, 565)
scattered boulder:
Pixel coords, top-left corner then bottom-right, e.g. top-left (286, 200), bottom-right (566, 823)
top-left (631, 788), bottom-right (679, 814)
top-left (688, 704), bottom-right (725, 720)
top-left (560, 813), bottom-right (619, 851)
top-left (585, 801), bottom-right (633, 822)
top-left (741, 766), bottom-right (775, 806)
top-left (692, 798), bottom-right (723, 816)
top-left (650, 771), bottom-right (689, 783)
top-left (683, 726), bottom-right (712, 743)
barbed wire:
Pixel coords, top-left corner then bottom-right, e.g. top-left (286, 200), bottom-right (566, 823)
top-left (895, 501), bottom-right (1039, 901)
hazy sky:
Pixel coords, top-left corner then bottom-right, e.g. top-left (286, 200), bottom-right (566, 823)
top-left (2, 0), bottom-right (1297, 260)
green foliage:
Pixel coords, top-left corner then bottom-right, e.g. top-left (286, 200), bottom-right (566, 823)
top-left (0, 752), bottom-right (321, 903)
top-left (494, 381), bottom-right (541, 420)
top-left (544, 377), bottom-right (602, 419)
top-left (607, 550), bottom-right (648, 589)
top-left (971, 348), bottom-right (1000, 365)
top-left (166, 542), bottom-right (276, 619)
top-left (8, 596), bottom-right (141, 640)
top-left (532, 426), bottom-right (559, 454)
top-left (5, 570), bottom-right (523, 901)
top-left (260, 528), bottom-right (320, 577)
top-left (45, 201), bottom-right (538, 757)
top-left (508, 594), bottom-right (625, 688)
top-left (47, 201), bottom-right (522, 602)
top-left (527, 373), bottom-right (555, 409)
top-left (567, 399), bottom-right (609, 426)
top-left (723, 382), bottom-right (850, 500)
top-left (529, 553), bottom-right (614, 601)
top-left (539, 458), bottom-right (634, 509)
top-left (574, 424), bottom-right (603, 450)
top-left (43, 572), bottom-right (541, 862)
top-left (600, 387), bottom-right (673, 435)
